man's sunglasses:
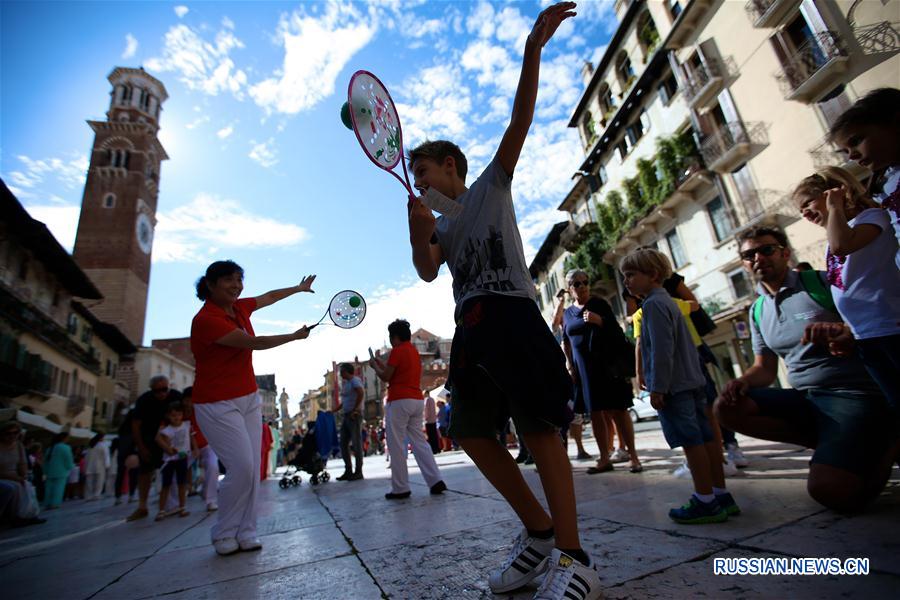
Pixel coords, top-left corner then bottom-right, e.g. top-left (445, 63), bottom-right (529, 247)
top-left (571, 280), bottom-right (589, 288)
top-left (740, 244), bottom-right (784, 262)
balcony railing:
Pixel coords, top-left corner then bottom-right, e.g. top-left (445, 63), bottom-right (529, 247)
top-left (744, 0), bottom-right (798, 29)
top-left (699, 121), bottom-right (766, 173)
top-left (853, 20), bottom-right (900, 55)
top-left (774, 31), bottom-right (849, 101)
top-left (682, 60), bottom-right (724, 110)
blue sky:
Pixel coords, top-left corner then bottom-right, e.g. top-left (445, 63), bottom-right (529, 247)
top-left (1, 0), bottom-right (615, 410)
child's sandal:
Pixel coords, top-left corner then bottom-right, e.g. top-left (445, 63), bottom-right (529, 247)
top-left (155, 511), bottom-right (167, 521)
top-left (178, 507), bottom-right (190, 517)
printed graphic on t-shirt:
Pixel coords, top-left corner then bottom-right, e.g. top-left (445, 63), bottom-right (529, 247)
top-left (826, 249), bottom-right (846, 290)
top-left (454, 225), bottom-right (519, 296)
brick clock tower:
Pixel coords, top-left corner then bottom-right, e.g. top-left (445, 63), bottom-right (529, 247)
top-left (73, 67), bottom-right (168, 346)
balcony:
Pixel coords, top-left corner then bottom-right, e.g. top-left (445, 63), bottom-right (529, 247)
top-left (699, 121), bottom-right (767, 173)
top-left (668, 0), bottom-right (713, 48)
top-left (67, 395), bottom-right (87, 417)
top-left (682, 60), bottom-right (725, 111)
top-left (744, 0), bottom-right (800, 29)
top-left (774, 31), bottom-right (849, 102)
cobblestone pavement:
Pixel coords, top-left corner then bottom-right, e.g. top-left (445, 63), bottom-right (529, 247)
top-left (3, 424), bottom-right (898, 599)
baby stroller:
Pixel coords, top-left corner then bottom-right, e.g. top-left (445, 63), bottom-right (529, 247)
top-left (279, 423), bottom-right (330, 488)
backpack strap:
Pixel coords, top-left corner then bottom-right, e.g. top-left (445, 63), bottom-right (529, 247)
top-left (751, 296), bottom-right (764, 328)
top-left (798, 270), bottom-right (836, 313)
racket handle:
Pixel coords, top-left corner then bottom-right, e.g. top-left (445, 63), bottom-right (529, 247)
top-left (307, 323), bottom-right (319, 330)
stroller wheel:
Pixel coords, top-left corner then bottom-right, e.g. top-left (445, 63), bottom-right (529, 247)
top-left (292, 476), bottom-right (301, 486)
top-left (279, 479), bottom-right (288, 489)
top-left (321, 471), bottom-right (330, 482)
top-left (311, 474), bottom-right (319, 485)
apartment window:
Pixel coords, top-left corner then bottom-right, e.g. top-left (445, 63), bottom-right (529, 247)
top-left (81, 326), bottom-right (93, 344)
top-left (666, 229), bottom-right (688, 268)
top-left (617, 139), bottom-right (631, 161)
top-left (707, 196), bottom-right (736, 241)
top-left (731, 165), bottom-right (762, 221)
top-left (729, 268), bottom-right (752, 300)
top-left (59, 370), bottom-right (70, 396)
top-left (106, 359), bottom-right (113, 376)
top-left (67, 313), bottom-right (78, 335)
top-left (658, 72), bottom-right (679, 105)
top-left (667, 0), bottom-right (682, 20)
top-left (599, 87), bottom-right (615, 121)
top-left (616, 51), bottom-right (635, 90)
top-left (817, 88), bottom-right (853, 130)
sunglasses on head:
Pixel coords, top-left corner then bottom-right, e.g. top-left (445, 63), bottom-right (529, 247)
top-left (740, 244), bottom-right (784, 262)
top-left (571, 280), bottom-right (589, 288)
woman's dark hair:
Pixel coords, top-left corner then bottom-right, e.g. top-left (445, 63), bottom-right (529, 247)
top-left (387, 319), bottom-right (412, 342)
top-left (828, 87), bottom-right (900, 140)
top-left (182, 386), bottom-right (192, 399)
top-left (51, 432), bottom-right (68, 445)
top-left (167, 401), bottom-right (185, 414)
top-left (89, 433), bottom-right (104, 448)
top-left (196, 260), bottom-right (244, 301)
top-left (339, 363), bottom-right (355, 375)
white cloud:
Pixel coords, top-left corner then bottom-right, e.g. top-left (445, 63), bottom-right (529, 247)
top-left (20, 205), bottom-right (81, 252)
top-left (146, 24), bottom-right (248, 98)
top-left (7, 154), bottom-right (88, 198)
top-left (248, 1), bottom-right (376, 116)
top-left (174, 5), bottom-right (189, 19)
top-left (252, 273), bottom-right (457, 410)
top-left (122, 33), bottom-right (138, 59)
top-left (185, 114), bottom-right (210, 129)
top-left (217, 124), bottom-right (234, 139)
top-left (248, 138), bottom-right (278, 168)
top-left (465, 1), bottom-right (495, 39)
top-left (494, 5), bottom-right (532, 49)
top-left (395, 63), bottom-right (472, 147)
top-left (222, 16), bottom-right (235, 30)
top-left (154, 193), bottom-right (307, 263)
top-left (518, 206), bottom-right (571, 264)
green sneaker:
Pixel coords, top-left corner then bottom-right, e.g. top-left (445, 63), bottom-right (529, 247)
top-left (669, 496), bottom-right (728, 524)
top-left (715, 492), bottom-right (741, 516)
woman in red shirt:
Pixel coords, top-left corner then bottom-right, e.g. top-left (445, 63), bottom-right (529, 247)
top-left (190, 260), bottom-right (315, 556)
top-left (370, 319), bottom-right (446, 500)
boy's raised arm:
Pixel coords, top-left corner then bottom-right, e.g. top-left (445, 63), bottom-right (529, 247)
top-left (496, 2), bottom-right (576, 177)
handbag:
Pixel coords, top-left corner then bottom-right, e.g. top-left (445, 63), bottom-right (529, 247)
top-left (21, 481), bottom-right (40, 518)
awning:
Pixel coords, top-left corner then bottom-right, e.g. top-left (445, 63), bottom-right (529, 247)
top-left (13, 410), bottom-right (96, 438)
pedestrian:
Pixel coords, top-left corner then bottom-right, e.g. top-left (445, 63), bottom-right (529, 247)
top-left (562, 269), bottom-right (642, 474)
top-left (423, 391), bottom-right (441, 454)
top-left (436, 399), bottom-right (452, 452)
top-left (126, 376), bottom-right (182, 522)
top-left (829, 87), bottom-right (900, 266)
top-left (114, 407), bottom-right (139, 505)
top-left (715, 227), bottom-right (894, 511)
top-left (794, 166), bottom-right (900, 411)
top-left (27, 443), bottom-right (44, 504)
top-left (183, 386), bottom-right (219, 512)
top-left (370, 319), bottom-right (446, 499)
top-left (334, 363), bottom-right (364, 481)
top-left (0, 421), bottom-right (44, 526)
top-left (42, 431), bottom-right (74, 510)
top-left (622, 248), bottom-right (738, 524)
top-left (190, 260), bottom-right (315, 556)
top-left (404, 5), bottom-right (601, 598)
top-left (84, 433), bottom-right (110, 500)
top-left (155, 402), bottom-right (197, 520)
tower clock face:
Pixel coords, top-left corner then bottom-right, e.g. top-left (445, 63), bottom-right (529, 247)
top-left (135, 212), bottom-right (154, 254)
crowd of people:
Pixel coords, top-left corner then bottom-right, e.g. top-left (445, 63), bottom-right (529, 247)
top-left (2, 3), bottom-right (896, 599)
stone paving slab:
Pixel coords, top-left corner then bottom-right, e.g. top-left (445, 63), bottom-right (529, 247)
top-left (93, 522), bottom-right (352, 600)
top-left (1, 555), bottom-right (144, 600)
top-left (740, 482), bottom-right (900, 577)
top-left (159, 555), bottom-right (383, 600)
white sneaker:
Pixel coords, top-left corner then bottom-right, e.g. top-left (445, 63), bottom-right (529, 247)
top-left (723, 458), bottom-right (739, 477)
top-left (610, 448), bottom-right (630, 464)
top-left (213, 538), bottom-right (240, 556)
top-left (488, 528), bottom-right (555, 593)
top-left (206, 502), bottom-right (218, 512)
top-left (534, 549), bottom-right (602, 600)
top-left (725, 443), bottom-right (749, 468)
top-left (672, 461), bottom-right (691, 479)
top-left (238, 537), bottom-right (263, 551)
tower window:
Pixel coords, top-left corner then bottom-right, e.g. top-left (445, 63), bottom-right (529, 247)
top-left (103, 193), bottom-right (116, 208)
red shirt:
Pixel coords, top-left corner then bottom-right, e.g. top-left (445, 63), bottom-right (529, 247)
top-left (386, 341), bottom-right (423, 402)
top-left (190, 413), bottom-right (208, 449)
top-left (191, 298), bottom-right (259, 404)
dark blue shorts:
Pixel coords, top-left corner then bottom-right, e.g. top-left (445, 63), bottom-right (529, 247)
top-left (750, 387), bottom-right (893, 475)
top-left (658, 386), bottom-right (714, 449)
top-left (161, 457), bottom-right (188, 487)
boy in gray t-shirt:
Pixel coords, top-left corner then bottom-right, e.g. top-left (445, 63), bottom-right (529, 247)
top-left (405, 4), bottom-right (601, 599)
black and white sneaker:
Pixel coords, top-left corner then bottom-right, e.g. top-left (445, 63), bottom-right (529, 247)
top-left (533, 549), bottom-right (602, 600)
top-left (488, 528), bottom-right (555, 593)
